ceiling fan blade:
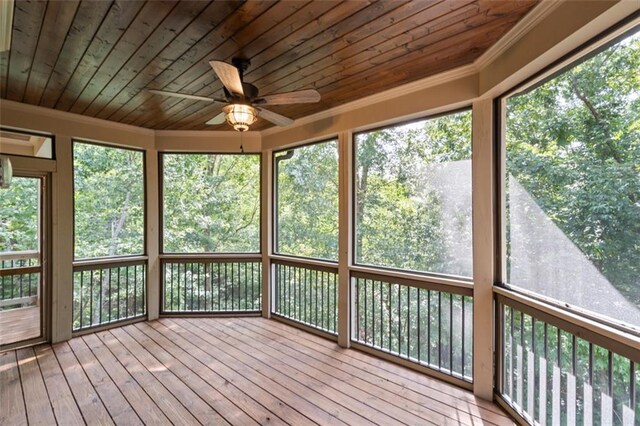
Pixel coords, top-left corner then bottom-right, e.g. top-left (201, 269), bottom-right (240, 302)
top-left (209, 60), bottom-right (244, 96)
top-left (256, 107), bottom-right (294, 127)
top-left (147, 89), bottom-right (224, 103)
top-left (255, 89), bottom-right (321, 106)
top-left (205, 112), bottom-right (226, 125)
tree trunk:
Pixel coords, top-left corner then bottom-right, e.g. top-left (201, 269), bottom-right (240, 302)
top-left (92, 191), bottom-right (131, 325)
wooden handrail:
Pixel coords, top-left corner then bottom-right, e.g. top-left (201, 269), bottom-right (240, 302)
top-left (350, 265), bottom-right (473, 296)
top-left (0, 265), bottom-right (41, 277)
top-left (270, 255), bottom-right (338, 273)
top-left (0, 250), bottom-right (39, 261)
top-left (0, 295), bottom-right (38, 307)
top-left (160, 253), bottom-right (262, 262)
top-left (495, 287), bottom-right (640, 363)
top-left (72, 256), bottom-right (148, 272)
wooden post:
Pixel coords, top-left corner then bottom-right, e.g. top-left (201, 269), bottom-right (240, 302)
top-left (261, 149), bottom-right (273, 318)
top-left (337, 131), bottom-right (353, 348)
top-left (146, 147), bottom-right (160, 320)
top-left (472, 98), bottom-right (496, 399)
top-left (51, 135), bottom-right (73, 343)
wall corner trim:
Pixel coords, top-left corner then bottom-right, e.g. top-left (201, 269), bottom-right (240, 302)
top-left (474, 0), bottom-right (565, 70)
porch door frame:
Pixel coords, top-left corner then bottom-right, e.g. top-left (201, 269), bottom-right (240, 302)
top-left (0, 155), bottom-right (53, 350)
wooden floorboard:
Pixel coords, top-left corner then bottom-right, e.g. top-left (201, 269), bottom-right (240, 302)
top-left (239, 317), bottom-right (514, 425)
top-left (0, 351), bottom-right (27, 425)
top-left (0, 306), bottom-right (41, 346)
top-left (0, 317), bottom-right (515, 425)
top-left (33, 345), bottom-right (84, 425)
top-left (16, 347), bottom-right (56, 425)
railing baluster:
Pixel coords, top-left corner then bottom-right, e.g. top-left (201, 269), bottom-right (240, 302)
top-left (625, 362), bottom-right (635, 426)
top-left (314, 269), bottom-right (318, 328)
top-left (498, 301), bottom-right (636, 426)
top-left (116, 267), bottom-right (121, 321)
top-left (438, 291), bottom-right (442, 369)
top-left (159, 259), bottom-right (261, 315)
top-left (527, 316), bottom-right (535, 420)
top-left (189, 262), bottom-right (193, 311)
top-left (461, 296), bottom-right (466, 375)
top-left (364, 278), bottom-right (368, 343)
top-left (408, 286), bottom-right (413, 359)
top-left (141, 264), bottom-right (146, 315)
top-left (417, 288), bottom-right (422, 363)
top-left (89, 269), bottom-right (94, 327)
top-left (107, 268), bottom-right (112, 323)
top-left (601, 350), bottom-right (614, 426)
top-left (97, 268), bottom-right (103, 326)
top-left (449, 293), bottom-right (453, 373)
top-left (427, 289), bottom-right (432, 366)
top-left (385, 282), bottom-right (390, 353)
top-left (567, 334), bottom-right (576, 425)
top-left (79, 271), bottom-right (84, 329)
top-left (286, 265), bottom-right (291, 318)
top-left (133, 264), bottom-right (139, 316)
top-left (348, 272), bottom-right (472, 382)
top-left (396, 283), bottom-right (400, 355)
top-left (303, 268), bottom-right (307, 324)
top-left (333, 272), bottom-right (336, 333)
top-left (71, 261), bottom-right (146, 332)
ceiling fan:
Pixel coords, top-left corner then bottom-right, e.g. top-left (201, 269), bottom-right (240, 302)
top-left (148, 58), bottom-right (321, 131)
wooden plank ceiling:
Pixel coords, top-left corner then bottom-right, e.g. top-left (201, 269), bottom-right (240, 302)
top-left (0, 0), bottom-right (538, 131)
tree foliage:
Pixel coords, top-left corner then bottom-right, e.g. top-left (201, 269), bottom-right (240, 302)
top-left (355, 111), bottom-right (472, 276)
top-left (162, 154), bottom-right (260, 253)
top-left (506, 32), bottom-right (640, 310)
top-left (0, 177), bottom-right (38, 253)
top-left (276, 141), bottom-right (339, 260)
top-left (73, 142), bottom-right (144, 259)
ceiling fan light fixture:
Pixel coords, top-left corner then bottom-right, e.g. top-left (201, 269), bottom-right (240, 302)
top-left (223, 103), bottom-right (257, 132)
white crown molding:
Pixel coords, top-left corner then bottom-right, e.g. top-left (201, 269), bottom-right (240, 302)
top-left (260, 63), bottom-right (477, 137)
top-left (154, 129), bottom-right (260, 140)
top-left (473, 0), bottom-right (565, 70)
top-left (0, 99), bottom-right (155, 136)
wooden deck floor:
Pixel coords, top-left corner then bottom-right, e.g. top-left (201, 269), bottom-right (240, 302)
top-left (0, 306), bottom-right (40, 346)
top-left (0, 317), bottom-right (514, 425)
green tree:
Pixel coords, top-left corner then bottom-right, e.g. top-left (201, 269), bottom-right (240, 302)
top-left (355, 111), bottom-right (472, 275)
top-left (162, 154), bottom-right (260, 253)
top-left (0, 177), bottom-right (38, 253)
top-left (506, 33), bottom-right (640, 307)
top-left (73, 142), bottom-right (144, 259)
top-left (276, 141), bottom-right (339, 260)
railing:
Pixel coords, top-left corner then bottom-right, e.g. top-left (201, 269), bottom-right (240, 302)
top-left (161, 256), bottom-right (262, 314)
top-left (351, 270), bottom-right (474, 384)
top-left (272, 257), bottom-right (338, 336)
top-left (72, 257), bottom-right (147, 331)
top-left (0, 250), bottom-right (40, 309)
top-left (496, 292), bottom-right (639, 426)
